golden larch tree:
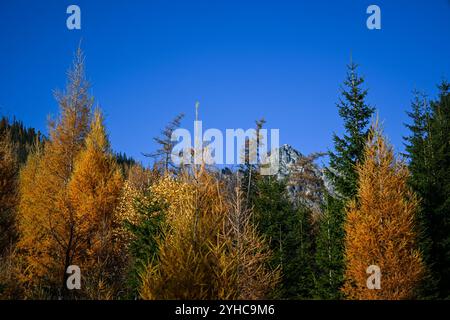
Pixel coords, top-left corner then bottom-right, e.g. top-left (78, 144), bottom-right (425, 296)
top-left (18, 62), bottom-right (124, 298)
top-left (342, 124), bottom-right (425, 299)
top-left (139, 170), bottom-right (232, 299)
top-left (17, 49), bottom-right (92, 297)
top-left (139, 167), bottom-right (278, 299)
top-left (67, 110), bottom-right (123, 298)
top-left (227, 176), bottom-right (280, 299)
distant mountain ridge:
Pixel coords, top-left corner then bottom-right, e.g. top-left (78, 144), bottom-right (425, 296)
top-left (275, 144), bottom-right (335, 209)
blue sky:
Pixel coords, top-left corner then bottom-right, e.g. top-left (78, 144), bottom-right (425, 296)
top-left (1, 0), bottom-right (449, 165)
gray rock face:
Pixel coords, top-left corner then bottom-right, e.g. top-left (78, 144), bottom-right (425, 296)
top-left (219, 144), bottom-right (335, 206)
top-left (276, 144), bottom-right (304, 180)
top-left (274, 144), bottom-right (335, 207)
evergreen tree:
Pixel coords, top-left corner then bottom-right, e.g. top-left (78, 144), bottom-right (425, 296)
top-left (314, 194), bottom-right (345, 299)
top-left (343, 124), bottom-right (425, 299)
top-left (316, 62), bottom-right (375, 298)
top-left (428, 81), bottom-right (450, 298)
top-left (0, 131), bottom-right (18, 256)
top-left (327, 62), bottom-right (375, 199)
top-left (115, 152), bottom-right (137, 176)
top-left (403, 90), bottom-right (438, 297)
top-left (0, 131), bottom-right (20, 298)
top-left (253, 176), bottom-right (315, 299)
top-left (228, 176), bottom-right (280, 299)
top-left (0, 116), bottom-right (44, 164)
top-left (406, 81), bottom-right (450, 298)
top-left (125, 193), bottom-right (166, 298)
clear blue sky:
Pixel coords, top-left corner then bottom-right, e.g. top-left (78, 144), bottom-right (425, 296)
top-left (1, 0), bottom-right (449, 165)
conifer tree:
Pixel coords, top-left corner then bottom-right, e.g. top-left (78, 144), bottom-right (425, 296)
top-left (239, 118), bottom-right (266, 211)
top-left (228, 174), bottom-right (279, 299)
top-left (0, 131), bottom-right (18, 256)
top-left (0, 116), bottom-right (44, 164)
top-left (342, 124), bottom-right (425, 299)
top-left (253, 176), bottom-right (315, 299)
top-left (120, 182), bottom-right (166, 298)
top-left (316, 62), bottom-right (374, 298)
top-left (139, 168), bottom-right (277, 299)
top-left (0, 130), bottom-right (19, 298)
top-left (427, 81), bottom-right (450, 298)
top-left (314, 193), bottom-right (345, 299)
top-left (327, 62), bottom-right (375, 199)
top-left (145, 113), bottom-right (184, 173)
top-left (67, 110), bottom-right (124, 298)
top-left (403, 90), bottom-right (437, 297)
top-left (406, 81), bottom-right (450, 298)
top-left (139, 171), bottom-right (235, 299)
top-left (17, 48), bottom-right (93, 298)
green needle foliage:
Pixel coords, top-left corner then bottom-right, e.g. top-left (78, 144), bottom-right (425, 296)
top-left (317, 62), bottom-right (374, 299)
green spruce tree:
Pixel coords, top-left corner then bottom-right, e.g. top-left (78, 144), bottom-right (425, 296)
top-left (327, 62), bottom-right (375, 199)
top-left (316, 62), bottom-right (374, 299)
top-left (406, 81), bottom-right (450, 298)
top-left (253, 176), bottom-right (315, 299)
top-left (314, 194), bottom-right (345, 299)
top-left (403, 90), bottom-right (437, 298)
top-left (126, 195), bottom-right (166, 299)
top-left (428, 81), bottom-right (450, 298)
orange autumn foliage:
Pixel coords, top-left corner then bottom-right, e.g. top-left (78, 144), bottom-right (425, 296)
top-left (342, 124), bottom-right (425, 299)
top-left (67, 110), bottom-right (123, 298)
top-left (17, 51), bottom-right (92, 297)
top-left (16, 50), bottom-right (123, 298)
top-left (139, 168), bottom-right (278, 299)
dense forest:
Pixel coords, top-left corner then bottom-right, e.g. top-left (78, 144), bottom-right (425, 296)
top-left (0, 48), bottom-right (449, 300)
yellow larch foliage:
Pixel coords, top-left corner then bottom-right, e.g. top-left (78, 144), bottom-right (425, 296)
top-left (227, 182), bottom-right (280, 299)
top-left (16, 55), bottom-right (92, 295)
top-left (67, 110), bottom-right (123, 298)
top-left (111, 164), bottom-right (160, 298)
top-left (140, 168), bottom-right (278, 299)
top-left (140, 169), bottom-right (236, 299)
top-left (149, 174), bottom-right (195, 231)
top-left (16, 50), bottom-right (123, 298)
top-left (342, 124), bottom-right (425, 300)
top-left (113, 163), bottom-right (157, 247)
top-left (113, 180), bottom-right (143, 248)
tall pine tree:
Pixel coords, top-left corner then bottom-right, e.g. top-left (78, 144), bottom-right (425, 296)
top-left (403, 90), bottom-right (437, 297)
top-left (327, 62), bottom-right (375, 199)
top-left (253, 176), bottom-right (315, 299)
top-left (406, 81), bottom-right (450, 298)
top-left (316, 62), bottom-right (374, 299)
